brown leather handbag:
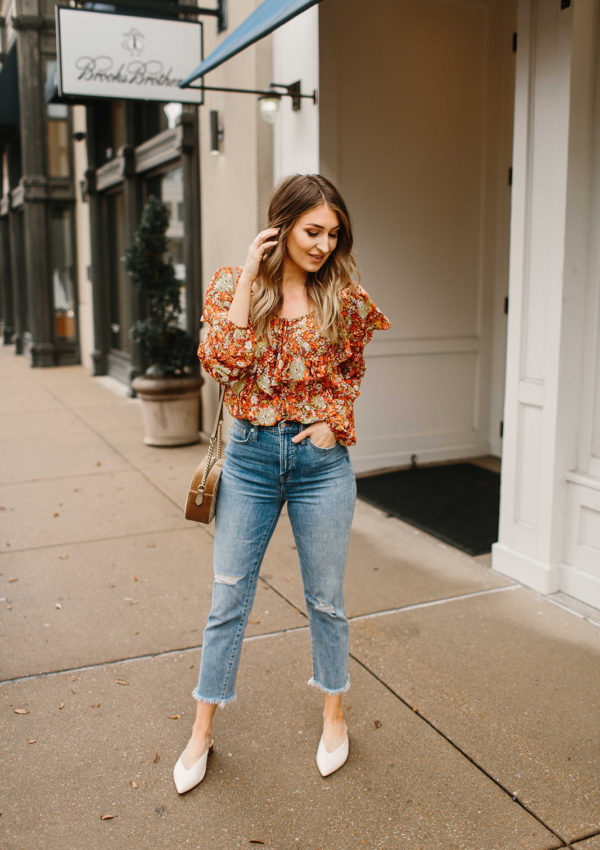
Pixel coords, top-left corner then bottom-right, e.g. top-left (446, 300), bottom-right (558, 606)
top-left (184, 386), bottom-right (226, 523)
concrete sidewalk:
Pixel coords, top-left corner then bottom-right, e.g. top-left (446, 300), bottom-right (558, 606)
top-left (1, 346), bottom-right (599, 850)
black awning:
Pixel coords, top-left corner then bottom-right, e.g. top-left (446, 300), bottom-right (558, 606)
top-left (0, 44), bottom-right (19, 128)
top-left (180, 0), bottom-right (321, 88)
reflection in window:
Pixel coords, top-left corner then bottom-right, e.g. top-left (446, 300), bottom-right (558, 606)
top-left (107, 191), bottom-right (132, 353)
top-left (46, 60), bottom-right (70, 178)
top-left (150, 165), bottom-right (186, 327)
top-left (50, 206), bottom-right (77, 340)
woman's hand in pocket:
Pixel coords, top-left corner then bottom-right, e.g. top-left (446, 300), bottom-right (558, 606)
top-left (291, 421), bottom-right (337, 449)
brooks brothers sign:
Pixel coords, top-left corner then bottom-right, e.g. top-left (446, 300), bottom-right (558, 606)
top-left (56, 8), bottom-right (203, 103)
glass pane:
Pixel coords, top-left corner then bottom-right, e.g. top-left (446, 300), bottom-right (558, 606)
top-left (112, 101), bottom-right (127, 154)
top-left (159, 166), bottom-right (186, 327)
top-left (107, 192), bottom-right (132, 353)
top-left (50, 206), bottom-right (77, 341)
top-left (48, 119), bottom-right (70, 177)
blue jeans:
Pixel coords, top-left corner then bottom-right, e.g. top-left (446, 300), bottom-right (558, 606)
top-left (192, 418), bottom-right (357, 706)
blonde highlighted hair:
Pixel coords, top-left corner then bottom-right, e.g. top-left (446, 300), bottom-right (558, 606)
top-left (250, 174), bottom-right (359, 343)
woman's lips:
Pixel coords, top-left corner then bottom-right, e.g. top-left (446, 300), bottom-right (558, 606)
top-left (308, 254), bottom-right (325, 261)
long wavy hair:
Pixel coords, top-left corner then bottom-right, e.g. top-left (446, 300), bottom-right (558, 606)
top-left (250, 174), bottom-right (359, 343)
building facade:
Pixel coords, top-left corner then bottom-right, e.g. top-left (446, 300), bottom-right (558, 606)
top-left (1, 0), bottom-right (598, 609)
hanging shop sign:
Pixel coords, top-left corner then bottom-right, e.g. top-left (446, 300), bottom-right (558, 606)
top-left (55, 8), bottom-right (203, 103)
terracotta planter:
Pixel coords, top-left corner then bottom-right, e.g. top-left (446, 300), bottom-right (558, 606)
top-left (132, 375), bottom-right (204, 447)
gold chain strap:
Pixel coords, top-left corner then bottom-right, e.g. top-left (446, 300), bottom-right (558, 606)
top-left (195, 388), bottom-right (225, 502)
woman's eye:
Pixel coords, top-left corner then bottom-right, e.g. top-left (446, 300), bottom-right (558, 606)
top-left (307, 231), bottom-right (319, 237)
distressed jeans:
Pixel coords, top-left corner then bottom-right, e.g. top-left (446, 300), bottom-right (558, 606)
top-left (192, 418), bottom-right (357, 706)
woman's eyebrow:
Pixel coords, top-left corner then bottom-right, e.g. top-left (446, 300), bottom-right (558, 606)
top-left (305, 223), bottom-right (341, 230)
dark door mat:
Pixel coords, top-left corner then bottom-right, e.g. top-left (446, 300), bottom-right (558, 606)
top-left (356, 462), bottom-right (500, 557)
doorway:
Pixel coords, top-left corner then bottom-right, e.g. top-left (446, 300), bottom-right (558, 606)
top-left (320, 0), bottom-right (517, 478)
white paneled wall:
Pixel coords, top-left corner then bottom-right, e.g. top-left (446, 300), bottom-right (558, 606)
top-left (319, 0), bottom-right (516, 473)
top-left (493, 0), bottom-right (600, 607)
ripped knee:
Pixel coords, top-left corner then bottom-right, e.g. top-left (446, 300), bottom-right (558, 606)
top-left (214, 573), bottom-right (244, 586)
top-left (311, 596), bottom-right (341, 617)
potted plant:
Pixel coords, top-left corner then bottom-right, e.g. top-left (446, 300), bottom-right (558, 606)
top-left (125, 195), bottom-right (202, 446)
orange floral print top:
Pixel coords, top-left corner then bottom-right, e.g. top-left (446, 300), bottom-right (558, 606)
top-left (198, 266), bottom-right (391, 446)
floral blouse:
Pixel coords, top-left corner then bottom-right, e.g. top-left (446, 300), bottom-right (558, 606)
top-left (198, 266), bottom-right (391, 446)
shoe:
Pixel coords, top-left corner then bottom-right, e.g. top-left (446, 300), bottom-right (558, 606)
top-left (316, 733), bottom-right (349, 777)
top-left (173, 740), bottom-right (213, 794)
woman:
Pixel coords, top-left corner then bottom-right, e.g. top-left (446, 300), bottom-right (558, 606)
top-left (173, 174), bottom-right (390, 794)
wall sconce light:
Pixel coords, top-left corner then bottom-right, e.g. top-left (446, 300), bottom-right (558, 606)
top-left (258, 94), bottom-right (281, 125)
top-left (210, 110), bottom-right (224, 155)
top-left (258, 82), bottom-right (314, 125)
top-left (190, 80), bottom-right (317, 127)
top-left (72, 131), bottom-right (87, 142)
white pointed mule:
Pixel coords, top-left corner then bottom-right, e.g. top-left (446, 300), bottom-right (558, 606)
top-left (173, 740), bottom-right (214, 794)
top-left (316, 733), bottom-right (349, 777)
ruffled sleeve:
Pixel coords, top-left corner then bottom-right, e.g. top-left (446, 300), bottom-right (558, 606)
top-left (197, 266), bottom-right (258, 385)
top-left (326, 284), bottom-right (391, 444)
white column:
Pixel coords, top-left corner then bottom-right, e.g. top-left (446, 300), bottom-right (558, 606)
top-left (492, 0), bottom-right (600, 604)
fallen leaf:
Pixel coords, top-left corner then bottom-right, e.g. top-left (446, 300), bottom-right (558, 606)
top-left (116, 679), bottom-right (129, 686)
top-left (6, 604), bottom-right (12, 610)
top-left (91, 703), bottom-right (101, 708)
top-left (96, 461), bottom-right (102, 467)
top-left (100, 814), bottom-right (115, 820)
top-left (249, 841), bottom-right (265, 845)
top-left (53, 512), bottom-right (60, 518)
top-left (168, 714), bottom-right (181, 720)
top-left (248, 618), bottom-right (260, 624)
top-left (8, 577), bottom-right (18, 583)
top-left (413, 706), bottom-right (418, 712)
top-left (131, 576), bottom-right (138, 581)
top-left (59, 554), bottom-right (69, 561)
top-left (374, 719), bottom-right (382, 728)
top-left (58, 703), bottom-right (65, 710)
top-left (130, 780), bottom-right (138, 789)
top-left (146, 543), bottom-right (156, 548)
top-left (153, 751), bottom-right (160, 763)
top-left (55, 603), bottom-right (62, 609)
top-left (27, 739), bottom-right (37, 744)
top-left (14, 708), bottom-right (29, 715)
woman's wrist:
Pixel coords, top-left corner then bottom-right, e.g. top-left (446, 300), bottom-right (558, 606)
top-left (238, 269), bottom-right (255, 287)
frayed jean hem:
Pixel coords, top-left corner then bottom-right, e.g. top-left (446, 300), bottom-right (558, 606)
top-left (307, 675), bottom-right (350, 696)
top-left (191, 687), bottom-right (237, 709)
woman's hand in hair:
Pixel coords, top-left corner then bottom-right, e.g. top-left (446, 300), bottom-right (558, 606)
top-left (227, 228), bottom-right (279, 327)
top-left (291, 421), bottom-right (337, 449)
top-left (241, 228), bottom-right (280, 284)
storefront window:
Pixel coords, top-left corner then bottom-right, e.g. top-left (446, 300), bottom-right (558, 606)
top-left (106, 191), bottom-right (132, 353)
top-left (2, 150), bottom-right (8, 198)
top-left (45, 61), bottom-right (70, 178)
top-left (111, 101), bottom-right (127, 157)
top-left (50, 206), bottom-right (77, 341)
top-left (147, 165), bottom-right (186, 326)
top-left (47, 112), bottom-right (70, 177)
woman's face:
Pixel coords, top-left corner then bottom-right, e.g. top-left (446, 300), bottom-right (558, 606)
top-left (284, 204), bottom-right (341, 274)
